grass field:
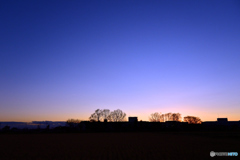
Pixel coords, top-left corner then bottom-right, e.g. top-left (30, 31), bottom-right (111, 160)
top-left (0, 131), bottom-right (239, 160)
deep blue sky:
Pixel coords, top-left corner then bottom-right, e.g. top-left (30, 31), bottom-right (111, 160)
top-left (1, 0), bottom-right (240, 121)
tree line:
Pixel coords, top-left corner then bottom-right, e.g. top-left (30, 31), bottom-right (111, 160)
top-left (66, 110), bottom-right (202, 125)
top-left (149, 112), bottom-right (202, 124)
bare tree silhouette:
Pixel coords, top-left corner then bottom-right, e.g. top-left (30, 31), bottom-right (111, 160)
top-left (164, 113), bottom-right (172, 121)
top-left (102, 109), bottom-right (110, 122)
top-left (160, 114), bottom-right (165, 122)
top-left (89, 109), bottom-right (103, 122)
top-left (149, 112), bottom-right (161, 122)
top-left (171, 113), bottom-right (182, 121)
top-left (184, 116), bottom-right (202, 124)
top-left (149, 112), bottom-right (182, 122)
top-left (108, 109), bottom-right (126, 122)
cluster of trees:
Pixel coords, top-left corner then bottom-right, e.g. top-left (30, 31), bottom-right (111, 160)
top-left (65, 110), bottom-right (201, 125)
top-left (149, 112), bottom-right (202, 124)
top-left (184, 116), bottom-right (202, 124)
top-left (149, 112), bottom-right (182, 122)
top-left (89, 109), bottom-right (126, 122)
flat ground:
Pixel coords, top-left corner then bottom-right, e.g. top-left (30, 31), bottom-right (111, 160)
top-left (0, 131), bottom-right (239, 160)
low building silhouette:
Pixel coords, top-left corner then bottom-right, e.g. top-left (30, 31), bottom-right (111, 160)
top-left (129, 117), bottom-right (138, 123)
top-left (202, 118), bottom-right (240, 130)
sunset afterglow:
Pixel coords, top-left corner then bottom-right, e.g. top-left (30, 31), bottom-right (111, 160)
top-left (1, 0), bottom-right (240, 122)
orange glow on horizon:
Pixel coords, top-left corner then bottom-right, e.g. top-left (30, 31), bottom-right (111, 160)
top-left (1, 106), bottom-right (239, 122)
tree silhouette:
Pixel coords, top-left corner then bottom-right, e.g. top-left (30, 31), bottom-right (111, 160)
top-left (89, 109), bottom-right (103, 122)
top-left (184, 116), bottom-right (202, 124)
top-left (160, 114), bottom-right (165, 122)
top-left (149, 112), bottom-right (161, 122)
top-left (108, 109), bottom-right (126, 122)
top-left (102, 109), bottom-right (110, 122)
top-left (149, 112), bottom-right (182, 122)
top-left (171, 113), bottom-right (182, 121)
top-left (164, 113), bottom-right (172, 121)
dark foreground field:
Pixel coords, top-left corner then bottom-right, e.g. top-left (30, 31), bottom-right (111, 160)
top-left (0, 131), bottom-right (239, 160)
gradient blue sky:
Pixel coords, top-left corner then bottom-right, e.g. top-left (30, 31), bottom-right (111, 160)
top-left (1, 0), bottom-right (240, 122)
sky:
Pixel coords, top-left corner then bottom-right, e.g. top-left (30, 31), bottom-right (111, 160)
top-left (1, 0), bottom-right (240, 122)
